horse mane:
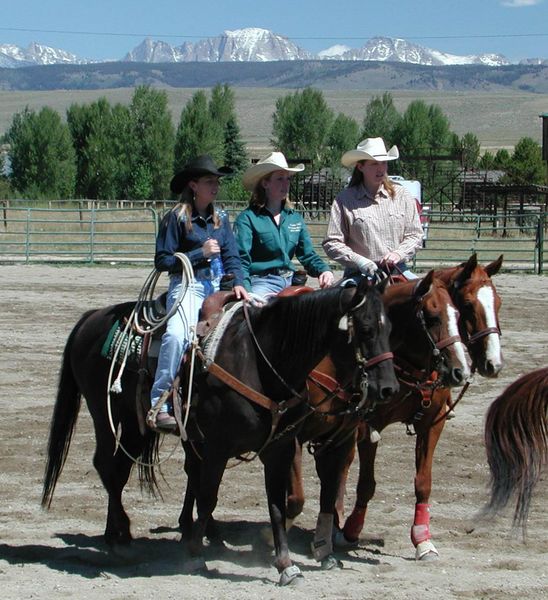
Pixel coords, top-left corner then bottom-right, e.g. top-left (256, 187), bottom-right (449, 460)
top-left (483, 367), bottom-right (548, 532)
top-left (253, 286), bottom-right (348, 366)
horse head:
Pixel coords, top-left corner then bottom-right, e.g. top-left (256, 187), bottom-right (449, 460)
top-left (441, 254), bottom-right (503, 378)
top-left (385, 270), bottom-right (470, 388)
top-left (336, 277), bottom-right (399, 404)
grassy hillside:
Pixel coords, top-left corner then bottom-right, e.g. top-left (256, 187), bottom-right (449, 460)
top-left (0, 87), bottom-right (545, 154)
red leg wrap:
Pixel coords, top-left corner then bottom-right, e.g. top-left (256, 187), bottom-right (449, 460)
top-left (411, 503), bottom-right (431, 547)
top-left (343, 506), bottom-right (367, 542)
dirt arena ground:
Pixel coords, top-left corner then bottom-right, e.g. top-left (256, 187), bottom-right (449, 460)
top-left (0, 264), bottom-right (546, 600)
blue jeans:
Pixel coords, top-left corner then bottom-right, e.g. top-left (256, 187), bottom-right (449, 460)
top-left (250, 273), bottom-right (293, 302)
top-left (150, 274), bottom-right (220, 411)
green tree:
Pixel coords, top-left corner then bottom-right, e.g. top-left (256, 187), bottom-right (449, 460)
top-left (323, 113), bottom-right (359, 170)
top-left (479, 151), bottom-right (495, 170)
top-left (271, 87), bottom-right (334, 165)
top-left (209, 83), bottom-right (236, 131)
top-left (7, 106), bottom-right (76, 198)
top-left (459, 132), bottom-right (481, 169)
top-left (493, 148), bottom-right (511, 171)
top-left (360, 92), bottom-right (400, 144)
top-left (223, 115), bottom-right (248, 173)
top-left (505, 137), bottom-right (545, 185)
top-left (127, 86), bottom-right (175, 200)
top-left (67, 98), bottom-right (132, 199)
top-left (174, 90), bottom-right (224, 173)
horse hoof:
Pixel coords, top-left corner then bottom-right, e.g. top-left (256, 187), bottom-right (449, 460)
top-left (415, 540), bottom-right (439, 561)
top-left (321, 555), bottom-right (343, 570)
top-left (278, 565), bottom-right (304, 586)
top-left (184, 556), bottom-right (208, 573)
top-left (333, 528), bottom-right (359, 550)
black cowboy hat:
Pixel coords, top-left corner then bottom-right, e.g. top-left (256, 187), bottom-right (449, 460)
top-left (170, 155), bottom-right (233, 194)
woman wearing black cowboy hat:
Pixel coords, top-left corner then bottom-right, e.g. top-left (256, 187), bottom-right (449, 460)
top-left (150, 155), bottom-right (249, 430)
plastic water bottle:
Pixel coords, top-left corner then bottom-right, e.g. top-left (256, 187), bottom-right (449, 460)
top-left (209, 254), bottom-right (224, 280)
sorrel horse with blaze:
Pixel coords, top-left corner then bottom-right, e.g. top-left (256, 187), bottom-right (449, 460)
top-left (41, 277), bottom-right (397, 585)
top-left (483, 366), bottom-right (547, 533)
top-left (338, 255), bottom-right (503, 559)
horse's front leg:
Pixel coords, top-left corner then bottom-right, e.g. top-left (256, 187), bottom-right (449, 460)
top-left (263, 442), bottom-right (303, 586)
top-left (412, 390), bottom-right (449, 561)
top-left (312, 434), bottom-right (356, 569)
top-left (185, 450), bottom-right (227, 572)
top-left (340, 424), bottom-right (379, 544)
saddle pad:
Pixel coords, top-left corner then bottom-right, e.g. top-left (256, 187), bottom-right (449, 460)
top-left (101, 320), bottom-right (143, 364)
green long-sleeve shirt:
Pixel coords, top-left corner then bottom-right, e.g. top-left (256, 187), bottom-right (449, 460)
top-left (234, 205), bottom-right (331, 292)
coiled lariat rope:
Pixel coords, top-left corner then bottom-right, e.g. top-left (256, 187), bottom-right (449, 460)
top-left (106, 252), bottom-right (198, 466)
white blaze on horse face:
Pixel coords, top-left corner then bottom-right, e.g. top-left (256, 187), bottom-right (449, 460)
top-left (477, 285), bottom-right (503, 369)
top-left (446, 305), bottom-right (471, 379)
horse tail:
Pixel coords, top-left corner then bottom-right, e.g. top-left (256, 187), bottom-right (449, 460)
top-left (41, 311), bottom-right (93, 509)
top-left (483, 367), bottom-right (548, 530)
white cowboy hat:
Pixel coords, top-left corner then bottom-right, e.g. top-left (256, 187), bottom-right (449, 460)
top-left (341, 137), bottom-right (399, 168)
top-left (242, 152), bottom-right (305, 191)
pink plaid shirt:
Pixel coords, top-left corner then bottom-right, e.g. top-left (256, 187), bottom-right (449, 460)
top-left (323, 181), bottom-right (423, 270)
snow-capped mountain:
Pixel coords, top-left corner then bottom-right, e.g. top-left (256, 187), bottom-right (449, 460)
top-left (0, 29), bottom-right (533, 69)
top-left (338, 37), bottom-right (510, 66)
top-left (124, 28), bottom-right (312, 63)
top-left (318, 45), bottom-right (352, 59)
top-left (0, 42), bottom-right (87, 67)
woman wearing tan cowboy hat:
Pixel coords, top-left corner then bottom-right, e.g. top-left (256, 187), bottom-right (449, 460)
top-left (234, 151), bottom-right (334, 301)
top-left (150, 155), bottom-right (249, 430)
top-left (322, 137), bottom-right (423, 280)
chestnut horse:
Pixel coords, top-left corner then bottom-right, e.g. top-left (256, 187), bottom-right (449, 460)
top-left (287, 255), bottom-right (503, 561)
top-left (483, 366), bottom-right (548, 532)
top-left (42, 277), bottom-right (397, 585)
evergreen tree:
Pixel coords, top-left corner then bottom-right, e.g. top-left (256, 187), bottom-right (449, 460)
top-left (505, 137), bottom-right (544, 185)
top-left (223, 115), bottom-right (247, 173)
top-left (7, 106), bottom-right (76, 199)
top-left (460, 132), bottom-right (481, 169)
top-left (479, 151), bottom-right (496, 170)
top-left (493, 149), bottom-right (511, 170)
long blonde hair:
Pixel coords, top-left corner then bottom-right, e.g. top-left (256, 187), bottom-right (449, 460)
top-left (348, 161), bottom-right (396, 198)
top-left (248, 173), bottom-right (294, 210)
top-left (175, 181), bottom-right (221, 232)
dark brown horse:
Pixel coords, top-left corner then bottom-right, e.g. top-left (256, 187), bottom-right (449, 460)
top-left (483, 367), bottom-right (548, 532)
top-left (41, 277), bottom-right (397, 585)
top-left (287, 255), bottom-right (503, 561)
top-left (285, 269), bottom-right (471, 563)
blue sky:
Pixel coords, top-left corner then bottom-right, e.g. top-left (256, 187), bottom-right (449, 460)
top-left (1, 0), bottom-right (547, 62)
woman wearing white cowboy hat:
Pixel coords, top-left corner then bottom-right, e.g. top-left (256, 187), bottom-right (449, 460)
top-left (150, 155), bottom-right (249, 430)
top-left (323, 137), bottom-right (423, 280)
top-left (234, 151), bottom-right (334, 301)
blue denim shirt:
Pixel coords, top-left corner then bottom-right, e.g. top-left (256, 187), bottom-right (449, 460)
top-left (154, 206), bottom-right (245, 287)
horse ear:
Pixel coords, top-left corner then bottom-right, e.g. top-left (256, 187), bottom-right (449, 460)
top-left (454, 253), bottom-right (477, 288)
top-left (485, 254), bottom-right (503, 277)
top-left (414, 270), bottom-right (434, 298)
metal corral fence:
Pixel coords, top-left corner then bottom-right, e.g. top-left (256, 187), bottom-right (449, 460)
top-left (1, 201), bottom-right (547, 273)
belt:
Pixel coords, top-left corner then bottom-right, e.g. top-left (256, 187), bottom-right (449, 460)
top-left (256, 267), bottom-right (294, 278)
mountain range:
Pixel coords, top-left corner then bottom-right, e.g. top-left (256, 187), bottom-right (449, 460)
top-left (1, 28), bottom-right (546, 68)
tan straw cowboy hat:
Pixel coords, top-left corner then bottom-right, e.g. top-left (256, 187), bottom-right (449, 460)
top-left (341, 137), bottom-right (399, 168)
top-left (242, 152), bottom-right (305, 191)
